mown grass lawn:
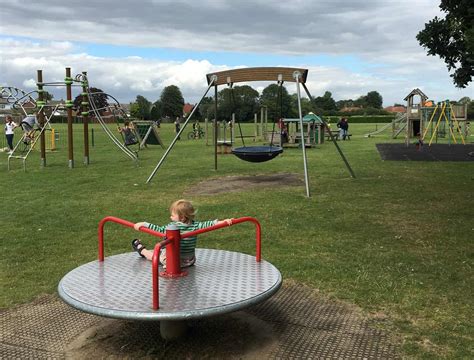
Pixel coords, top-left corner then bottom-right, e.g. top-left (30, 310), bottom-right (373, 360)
top-left (1, 121), bottom-right (472, 358)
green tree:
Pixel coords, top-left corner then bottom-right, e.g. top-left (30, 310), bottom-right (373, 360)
top-left (300, 97), bottom-right (316, 115)
top-left (130, 95), bottom-right (151, 120)
top-left (354, 95), bottom-right (367, 108)
top-left (217, 87), bottom-right (234, 121)
top-left (40, 91), bottom-right (53, 101)
top-left (218, 85), bottom-right (260, 122)
top-left (73, 87), bottom-right (108, 116)
top-left (233, 85), bottom-right (260, 122)
top-left (365, 91), bottom-right (383, 109)
top-left (198, 96), bottom-right (215, 120)
top-left (129, 102), bottom-right (140, 119)
top-left (150, 100), bottom-right (162, 119)
top-left (313, 91), bottom-right (337, 111)
top-left (416, 0), bottom-right (474, 88)
top-left (289, 94), bottom-right (316, 116)
top-left (160, 85), bottom-right (185, 118)
top-left (260, 84), bottom-right (293, 121)
top-left (336, 99), bottom-right (355, 110)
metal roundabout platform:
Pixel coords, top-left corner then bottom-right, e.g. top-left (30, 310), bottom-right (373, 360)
top-left (57, 216), bottom-right (282, 339)
top-left (59, 249), bottom-right (281, 319)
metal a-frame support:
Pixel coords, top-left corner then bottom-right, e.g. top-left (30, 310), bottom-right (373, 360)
top-left (146, 77), bottom-right (217, 183)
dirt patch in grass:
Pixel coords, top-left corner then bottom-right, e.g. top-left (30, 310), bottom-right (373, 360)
top-left (185, 173), bottom-right (304, 195)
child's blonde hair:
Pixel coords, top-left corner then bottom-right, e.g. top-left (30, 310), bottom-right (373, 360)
top-left (170, 199), bottom-right (196, 223)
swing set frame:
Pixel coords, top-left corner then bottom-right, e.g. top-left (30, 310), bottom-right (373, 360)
top-left (146, 67), bottom-right (355, 197)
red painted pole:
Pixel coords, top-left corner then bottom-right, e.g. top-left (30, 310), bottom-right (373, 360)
top-left (97, 216), bottom-right (165, 261)
top-left (165, 226), bottom-right (181, 275)
top-left (152, 243), bottom-right (160, 309)
top-left (183, 217), bottom-right (261, 261)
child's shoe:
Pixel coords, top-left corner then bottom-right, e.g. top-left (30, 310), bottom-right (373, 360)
top-left (131, 239), bottom-right (146, 258)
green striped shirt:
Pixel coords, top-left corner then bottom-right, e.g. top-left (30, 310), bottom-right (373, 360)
top-left (145, 220), bottom-right (218, 258)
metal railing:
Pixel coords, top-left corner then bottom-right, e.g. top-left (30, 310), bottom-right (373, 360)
top-left (97, 216), bottom-right (262, 309)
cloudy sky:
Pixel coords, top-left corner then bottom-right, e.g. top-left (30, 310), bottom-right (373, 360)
top-left (0, 0), bottom-right (471, 107)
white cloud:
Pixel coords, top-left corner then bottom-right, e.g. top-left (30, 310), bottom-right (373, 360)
top-left (0, 0), bottom-right (442, 56)
top-left (0, 39), bottom-right (225, 103)
top-left (22, 79), bottom-right (37, 88)
top-left (0, 1), bottom-right (471, 106)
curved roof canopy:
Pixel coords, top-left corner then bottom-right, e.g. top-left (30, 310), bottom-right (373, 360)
top-left (206, 67), bottom-right (308, 86)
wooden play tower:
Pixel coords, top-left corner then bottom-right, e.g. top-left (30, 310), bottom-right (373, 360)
top-left (404, 88), bottom-right (469, 145)
top-left (404, 88), bottom-right (428, 141)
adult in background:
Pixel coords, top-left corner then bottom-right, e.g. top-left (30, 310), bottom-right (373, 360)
top-left (337, 117), bottom-right (349, 140)
top-left (4, 116), bottom-right (18, 154)
top-left (278, 118), bottom-right (288, 144)
top-left (174, 117), bottom-right (181, 140)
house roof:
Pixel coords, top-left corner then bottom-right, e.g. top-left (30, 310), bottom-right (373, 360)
top-left (384, 106), bottom-right (406, 113)
top-left (183, 103), bottom-right (194, 114)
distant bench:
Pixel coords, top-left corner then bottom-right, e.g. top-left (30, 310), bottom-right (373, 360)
top-left (325, 131), bottom-right (351, 141)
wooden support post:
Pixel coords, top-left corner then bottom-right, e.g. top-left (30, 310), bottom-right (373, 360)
top-left (214, 85), bottom-right (218, 170)
top-left (37, 70), bottom-right (46, 167)
top-left (82, 71), bottom-right (90, 165)
top-left (66, 67), bottom-right (74, 168)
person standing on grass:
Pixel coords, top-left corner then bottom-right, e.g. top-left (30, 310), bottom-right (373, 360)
top-left (174, 117), bottom-right (181, 140)
top-left (337, 117), bottom-right (349, 140)
top-left (4, 116), bottom-right (18, 154)
top-left (132, 199), bottom-right (232, 268)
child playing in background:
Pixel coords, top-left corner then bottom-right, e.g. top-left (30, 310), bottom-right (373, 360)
top-left (20, 113), bottom-right (38, 144)
top-left (132, 199), bottom-right (232, 268)
top-left (118, 121), bottom-right (138, 146)
top-left (415, 132), bottom-right (424, 151)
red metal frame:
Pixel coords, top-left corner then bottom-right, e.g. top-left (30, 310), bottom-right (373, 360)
top-left (98, 216), bottom-right (165, 261)
top-left (97, 215), bottom-right (262, 310)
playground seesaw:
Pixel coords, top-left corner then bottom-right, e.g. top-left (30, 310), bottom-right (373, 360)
top-left (58, 216), bottom-right (282, 339)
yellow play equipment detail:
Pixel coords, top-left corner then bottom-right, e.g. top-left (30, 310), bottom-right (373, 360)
top-left (46, 128), bottom-right (57, 151)
top-left (422, 101), bottom-right (465, 146)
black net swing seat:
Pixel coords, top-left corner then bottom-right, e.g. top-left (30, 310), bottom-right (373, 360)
top-left (232, 146), bottom-right (283, 163)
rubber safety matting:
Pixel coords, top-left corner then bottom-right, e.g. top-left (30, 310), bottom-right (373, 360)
top-left (376, 143), bottom-right (474, 161)
top-left (1, 281), bottom-right (398, 359)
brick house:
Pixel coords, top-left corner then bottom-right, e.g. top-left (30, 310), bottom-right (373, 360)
top-left (183, 103), bottom-right (194, 117)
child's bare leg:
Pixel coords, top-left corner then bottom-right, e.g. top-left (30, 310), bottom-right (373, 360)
top-left (141, 248), bottom-right (154, 261)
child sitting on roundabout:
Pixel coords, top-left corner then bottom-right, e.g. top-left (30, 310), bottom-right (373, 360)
top-left (132, 199), bottom-right (232, 268)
